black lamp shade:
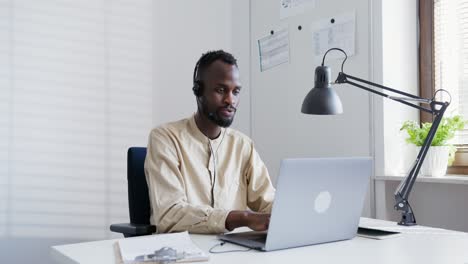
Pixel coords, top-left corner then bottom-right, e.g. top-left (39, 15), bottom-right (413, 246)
top-left (301, 66), bottom-right (343, 115)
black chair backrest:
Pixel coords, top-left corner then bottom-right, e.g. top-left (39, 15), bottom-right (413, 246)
top-left (127, 147), bottom-right (151, 225)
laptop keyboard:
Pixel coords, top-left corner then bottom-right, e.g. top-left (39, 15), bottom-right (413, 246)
top-left (244, 234), bottom-right (266, 244)
top-left (250, 236), bottom-right (266, 243)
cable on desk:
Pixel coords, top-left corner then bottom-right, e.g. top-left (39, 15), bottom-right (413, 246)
top-left (208, 242), bottom-right (252, 254)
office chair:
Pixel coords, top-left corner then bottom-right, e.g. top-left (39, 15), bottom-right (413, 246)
top-left (109, 147), bottom-right (156, 237)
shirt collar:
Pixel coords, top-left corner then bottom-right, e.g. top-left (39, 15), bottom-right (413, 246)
top-left (188, 113), bottom-right (226, 144)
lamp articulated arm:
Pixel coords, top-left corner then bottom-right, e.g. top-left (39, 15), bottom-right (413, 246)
top-left (336, 72), bottom-right (449, 226)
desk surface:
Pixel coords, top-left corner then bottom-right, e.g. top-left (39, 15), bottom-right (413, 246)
top-left (51, 218), bottom-right (468, 264)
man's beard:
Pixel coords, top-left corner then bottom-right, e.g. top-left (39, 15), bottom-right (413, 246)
top-left (201, 100), bottom-right (236, 128)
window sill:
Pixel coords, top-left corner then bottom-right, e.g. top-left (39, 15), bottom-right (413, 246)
top-left (448, 146), bottom-right (468, 174)
top-left (374, 174), bottom-right (468, 185)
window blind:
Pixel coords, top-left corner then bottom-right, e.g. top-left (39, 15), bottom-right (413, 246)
top-left (434, 0), bottom-right (468, 144)
top-left (0, 0), bottom-right (153, 239)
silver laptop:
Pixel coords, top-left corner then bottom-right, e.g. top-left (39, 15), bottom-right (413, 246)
top-left (218, 157), bottom-right (372, 251)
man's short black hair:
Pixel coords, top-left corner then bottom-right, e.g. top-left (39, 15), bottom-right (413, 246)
top-left (194, 50), bottom-right (238, 83)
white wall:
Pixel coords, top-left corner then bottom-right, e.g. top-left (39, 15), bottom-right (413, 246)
top-left (152, 0), bottom-right (251, 135)
top-left (380, 0), bottom-right (419, 176)
top-left (250, 0), bottom-right (374, 216)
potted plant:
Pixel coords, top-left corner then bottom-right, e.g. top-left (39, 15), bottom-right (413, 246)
top-left (400, 115), bottom-right (466, 177)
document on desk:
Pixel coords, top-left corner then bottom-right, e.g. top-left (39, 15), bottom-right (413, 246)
top-left (116, 231), bottom-right (208, 264)
top-left (357, 227), bottom-right (401, 240)
top-left (359, 218), bottom-right (467, 236)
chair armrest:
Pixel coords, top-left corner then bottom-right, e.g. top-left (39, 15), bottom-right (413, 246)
top-left (110, 223), bottom-right (156, 237)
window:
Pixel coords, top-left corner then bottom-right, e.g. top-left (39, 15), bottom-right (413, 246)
top-left (420, 0), bottom-right (468, 173)
top-left (0, 0), bottom-right (154, 239)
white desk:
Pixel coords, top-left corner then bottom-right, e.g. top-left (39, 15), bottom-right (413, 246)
top-left (51, 218), bottom-right (468, 264)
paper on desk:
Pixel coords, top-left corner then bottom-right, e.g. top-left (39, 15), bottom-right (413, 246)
top-left (359, 218), bottom-right (467, 236)
top-left (117, 231), bottom-right (208, 263)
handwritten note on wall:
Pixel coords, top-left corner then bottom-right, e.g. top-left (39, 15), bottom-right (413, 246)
top-left (311, 11), bottom-right (356, 58)
top-left (258, 28), bottom-right (290, 72)
top-left (280, 0), bottom-right (316, 19)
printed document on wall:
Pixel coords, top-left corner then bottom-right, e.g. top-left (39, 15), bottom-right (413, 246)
top-left (311, 11), bottom-right (356, 58)
top-left (280, 0), bottom-right (316, 19)
top-left (258, 28), bottom-right (290, 72)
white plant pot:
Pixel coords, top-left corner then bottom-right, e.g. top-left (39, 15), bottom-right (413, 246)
top-left (418, 146), bottom-right (450, 177)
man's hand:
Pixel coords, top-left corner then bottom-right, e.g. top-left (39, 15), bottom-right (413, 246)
top-left (225, 210), bottom-right (270, 231)
top-left (245, 211), bottom-right (270, 231)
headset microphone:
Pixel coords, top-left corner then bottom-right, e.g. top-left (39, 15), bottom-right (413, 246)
top-left (195, 95), bottom-right (215, 119)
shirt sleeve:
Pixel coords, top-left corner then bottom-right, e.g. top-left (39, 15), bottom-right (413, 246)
top-left (144, 128), bottom-right (230, 234)
top-left (245, 143), bottom-right (276, 213)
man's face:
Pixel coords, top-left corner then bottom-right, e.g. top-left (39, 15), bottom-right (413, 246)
top-left (198, 60), bottom-right (241, 127)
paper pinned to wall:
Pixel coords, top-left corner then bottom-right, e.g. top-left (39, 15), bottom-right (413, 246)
top-left (258, 28), bottom-right (290, 72)
top-left (311, 11), bottom-right (356, 58)
top-left (280, 0), bottom-right (316, 19)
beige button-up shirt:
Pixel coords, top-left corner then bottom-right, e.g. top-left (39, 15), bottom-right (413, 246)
top-left (144, 115), bottom-right (275, 234)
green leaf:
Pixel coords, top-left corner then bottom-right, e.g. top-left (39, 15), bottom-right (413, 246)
top-left (400, 115), bottom-right (466, 147)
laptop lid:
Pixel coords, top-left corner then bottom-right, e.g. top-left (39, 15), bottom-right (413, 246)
top-left (264, 157), bottom-right (372, 251)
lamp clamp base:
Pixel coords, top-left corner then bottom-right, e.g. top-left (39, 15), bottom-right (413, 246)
top-left (394, 198), bottom-right (417, 226)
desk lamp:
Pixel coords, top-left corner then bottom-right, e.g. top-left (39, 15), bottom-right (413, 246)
top-left (302, 48), bottom-right (450, 226)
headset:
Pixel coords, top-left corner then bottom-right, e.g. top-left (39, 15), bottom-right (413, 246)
top-left (193, 55), bottom-right (216, 119)
top-left (192, 58), bottom-right (204, 97)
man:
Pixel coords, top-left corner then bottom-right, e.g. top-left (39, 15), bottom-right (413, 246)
top-left (144, 50), bottom-right (275, 234)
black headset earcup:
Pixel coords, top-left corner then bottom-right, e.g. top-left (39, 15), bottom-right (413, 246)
top-left (192, 84), bottom-right (199, 96)
top-left (193, 81), bottom-right (203, 97)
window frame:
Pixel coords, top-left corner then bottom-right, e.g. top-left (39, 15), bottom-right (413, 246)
top-left (419, 0), bottom-right (468, 173)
